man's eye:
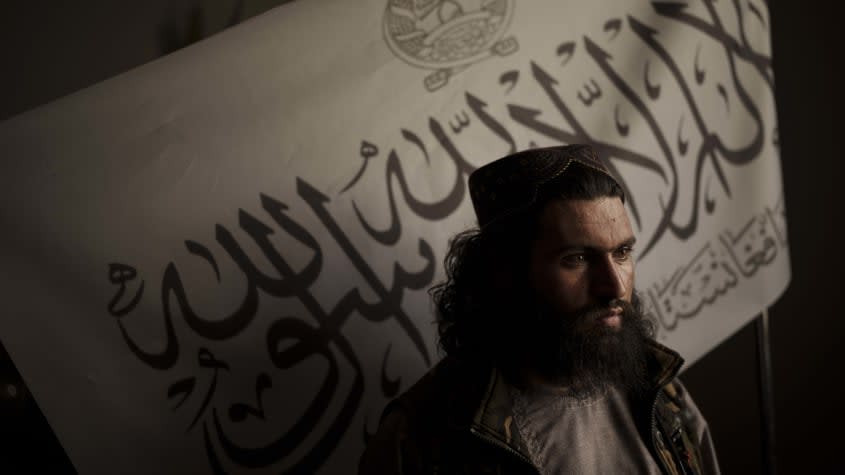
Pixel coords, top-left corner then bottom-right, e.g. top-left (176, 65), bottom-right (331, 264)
top-left (614, 246), bottom-right (633, 261)
top-left (561, 254), bottom-right (586, 267)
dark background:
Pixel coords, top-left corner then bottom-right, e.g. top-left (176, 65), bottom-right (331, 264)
top-left (1, 2), bottom-right (842, 473)
top-left (682, 1), bottom-right (845, 473)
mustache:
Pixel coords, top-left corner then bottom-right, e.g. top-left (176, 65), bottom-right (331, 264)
top-left (572, 298), bottom-right (635, 323)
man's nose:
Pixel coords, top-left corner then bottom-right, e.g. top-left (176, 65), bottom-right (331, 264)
top-left (590, 257), bottom-right (627, 300)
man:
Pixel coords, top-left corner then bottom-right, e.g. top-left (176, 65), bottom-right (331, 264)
top-left (360, 144), bottom-right (720, 474)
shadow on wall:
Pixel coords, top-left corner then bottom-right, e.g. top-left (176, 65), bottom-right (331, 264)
top-left (158, 0), bottom-right (244, 55)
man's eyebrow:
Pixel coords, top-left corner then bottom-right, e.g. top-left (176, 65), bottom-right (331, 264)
top-left (554, 237), bottom-right (637, 254)
top-left (618, 237), bottom-right (637, 249)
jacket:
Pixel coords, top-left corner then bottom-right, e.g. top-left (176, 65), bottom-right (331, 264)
top-left (359, 340), bottom-right (719, 474)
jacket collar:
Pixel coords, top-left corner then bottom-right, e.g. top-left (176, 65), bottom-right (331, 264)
top-left (466, 339), bottom-right (685, 460)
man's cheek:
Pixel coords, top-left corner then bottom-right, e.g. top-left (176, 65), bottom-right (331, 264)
top-left (556, 274), bottom-right (587, 311)
top-left (624, 270), bottom-right (635, 301)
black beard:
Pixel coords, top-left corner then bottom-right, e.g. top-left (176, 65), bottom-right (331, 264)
top-left (518, 291), bottom-right (654, 398)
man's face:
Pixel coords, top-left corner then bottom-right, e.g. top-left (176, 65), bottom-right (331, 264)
top-left (528, 196), bottom-right (636, 328)
top-left (517, 196), bottom-right (648, 393)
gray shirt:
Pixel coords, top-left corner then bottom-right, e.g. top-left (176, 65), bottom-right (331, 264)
top-left (510, 382), bottom-right (720, 475)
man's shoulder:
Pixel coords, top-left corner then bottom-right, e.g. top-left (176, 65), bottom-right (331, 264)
top-left (380, 356), bottom-right (492, 430)
top-left (658, 378), bottom-right (707, 434)
top-left (359, 357), bottom-right (493, 473)
top-left (654, 378), bottom-right (721, 474)
top-left (361, 358), bottom-right (537, 474)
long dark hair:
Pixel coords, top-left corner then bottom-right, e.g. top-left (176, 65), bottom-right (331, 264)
top-left (430, 162), bottom-right (626, 364)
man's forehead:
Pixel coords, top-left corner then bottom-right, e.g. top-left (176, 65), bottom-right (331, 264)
top-left (537, 197), bottom-right (634, 247)
top-left (543, 197), bottom-right (630, 225)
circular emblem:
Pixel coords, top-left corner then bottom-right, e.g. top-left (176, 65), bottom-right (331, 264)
top-left (383, 0), bottom-right (515, 71)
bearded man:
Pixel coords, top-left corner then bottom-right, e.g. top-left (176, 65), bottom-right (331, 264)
top-left (359, 145), bottom-right (720, 474)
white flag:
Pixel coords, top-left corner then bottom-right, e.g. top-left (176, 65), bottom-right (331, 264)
top-left (0, 0), bottom-right (788, 473)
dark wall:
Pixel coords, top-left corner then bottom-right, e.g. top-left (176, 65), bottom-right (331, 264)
top-left (1, 2), bottom-right (842, 474)
top-left (0, 0), bottom-right (295, 122)
top-left (766, 7), bottom-right (845, 473)
top-left (681, 2), bottom-right (845, 474)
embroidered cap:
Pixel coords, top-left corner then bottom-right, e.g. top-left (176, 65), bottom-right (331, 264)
top-left (468, 144), bottom-right (619, 228)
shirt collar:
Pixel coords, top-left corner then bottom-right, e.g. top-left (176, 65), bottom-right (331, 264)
top-left (465, 339), bottom-right (684, 458)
